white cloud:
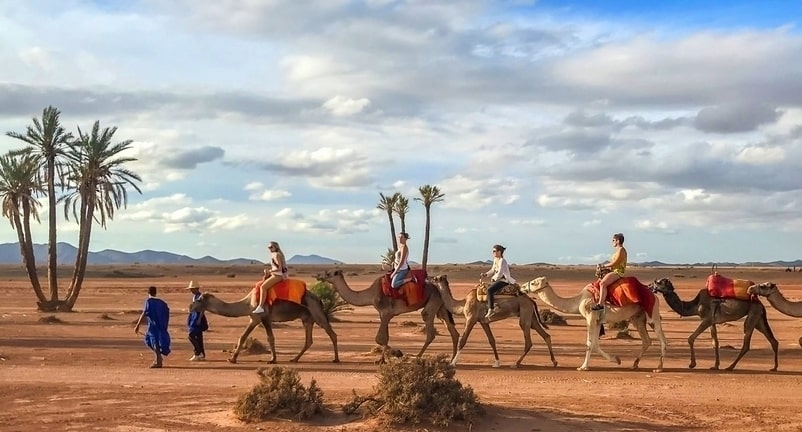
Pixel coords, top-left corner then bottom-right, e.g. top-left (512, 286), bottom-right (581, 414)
top-left (322, 95), bottom-right (371, 116)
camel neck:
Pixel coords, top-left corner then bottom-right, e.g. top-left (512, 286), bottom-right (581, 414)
top-left (329, 276), bottom-right (377, 307)
top-left (534, 283), bottom-right (587, 315)
top-left (661, 289), bottom-right (698, 317)
top-left (767, 290), bottom-right (802, 318)
top-left (435, 282), bottom-right (466, 315)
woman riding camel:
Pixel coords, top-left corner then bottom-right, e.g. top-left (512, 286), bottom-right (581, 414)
top-left (482, 244), bottom-right (516, 319)
top-left (253, 241), bottom-right (288, 314)
top-left (592, 233), bottom-right (628, 311)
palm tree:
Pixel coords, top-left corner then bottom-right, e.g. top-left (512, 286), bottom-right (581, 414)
top-left (6, 106), bottom-right (73, 304)
top-left (60, 121), bottom-right (142, 311)
top-left (414, 185), bottom-right (444, 271)
top-left (393, 194), bottom-right (410, 234)
top-left (376, 192), bottom-right (400, 251)
top-left (0, 151), bottom-right (48, 307)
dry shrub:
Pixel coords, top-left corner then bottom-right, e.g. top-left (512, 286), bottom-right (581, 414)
top-left (398, 320), bottom-right (418, 327)
top-left (614, 329), bottom-right (634, 339)
top-left (233, 366), bottom-right (324, 422)
top-left (609, 320), bottom-right (629, 330)
top-left (98, 313), bottom-right (114, 320)
top-left (414, 326), bottom-right (440, 335)
top-left (239, 337), bottom-right (270, 355)
top-left (539, 309), bottom-right (567, 325)
top-left (38, 315), bottom-right (64, 324)
top-left (343, 354), bottom-right (483, 428)
top-left (226, 273), bottom-right (237, 278)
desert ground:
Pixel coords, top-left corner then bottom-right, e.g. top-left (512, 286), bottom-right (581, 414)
top-left (2, 263), bottom-right (802, 431)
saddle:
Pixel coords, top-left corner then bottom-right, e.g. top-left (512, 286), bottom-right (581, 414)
top-left (706, 268), bottom-right (756, 301)
top-left (475, 281), bottom-right (522, 302)
top-left (587, 277), bottom-right (657, 317)
top-left (253, 278), bottom-right (307, 306)
top-left (380, 269), bottom-right (428, 307)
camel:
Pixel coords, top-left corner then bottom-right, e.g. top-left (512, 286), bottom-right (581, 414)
top-left (189, 288), bottom-right (339, 364)
top-left (316, 269), bottom-right (459, 362)
top-left (748, 282), bottom-right (802, 318)
top-left (521, 276), bottom-right (666, 372)
top-left (431, 275), bottom-right (557, 368)
top-left (652, 278), bottom-right (778, 371)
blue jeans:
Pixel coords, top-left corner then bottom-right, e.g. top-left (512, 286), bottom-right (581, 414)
top-left (391, 268), bottom-right (409, 289)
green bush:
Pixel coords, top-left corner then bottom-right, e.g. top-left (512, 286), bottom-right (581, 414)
top-left (309, 281), bottom-right (351, 320)
top-left (343, 355), bottom-right (483, 427)
top-left (233, 366), bottom-right (324, 422)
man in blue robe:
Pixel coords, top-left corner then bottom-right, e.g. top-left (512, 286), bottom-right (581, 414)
top-left (134, 286), bottom-right (171, 368)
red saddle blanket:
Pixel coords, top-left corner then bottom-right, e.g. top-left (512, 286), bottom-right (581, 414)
top-left (706, 273), bottom-right (755, 301)
top-left (381, 269), bottom-right (428, 307)
top-left (253, 278), bottom-right (307, 306)
top-left (587, 277), bottom-right (657, 317)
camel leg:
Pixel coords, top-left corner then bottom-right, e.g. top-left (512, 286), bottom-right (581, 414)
top-left (289, 317), bottom-right (314, 363)
top-left (630, 314), bottom-right (652, 370)
top-left (529, 301), bottom-right (557, 367)
top-left (686, 319), bottom-right (713, 369)
top-left (374, 313), bottom-right (393, 364)
top-left (478, 321), bottom-right (502, 368)
top-left (710, 324), bottom-right (720, 370)
top-left (650, 311), bottom-right (667, 373)
top-left (415, 307), bottom-right (438, 358)
top-left (229, 318), bottom-right (261, 364)
top-left (452, 319), bottom-right (478, 366)
top-left (725, 313), bottom-right (761, 371)
top-left (589, 314), bottom-right (620, 367)
top-left (578, 319), bottom-right (597, 371)
top-left (309, 299), bottom-right (340, 363)
top-left (512, 318), bottom-right (533, 369)
top-left (754, 312), bottom-right (779, 372)
top-left (262, 317), bottom-right (278, 364)
top-left (437, 306), bottom-right (460, 361)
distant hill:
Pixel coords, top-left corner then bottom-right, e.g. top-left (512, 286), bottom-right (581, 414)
top-left (286, 254), bottom-right (343, 265)
top-left (0, 242), bottom-right (257, 265)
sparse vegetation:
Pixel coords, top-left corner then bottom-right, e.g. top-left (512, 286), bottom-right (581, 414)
top-left (238, 337), bottom-right (269, 355)
top-left (539, 309), bottom-right (568, 325)
top-left (233, 366), bottom-right (324, 422)
top-left (308, 281), bottom-right (351, 320)
top-left (38, 315), bottom-right (64, 324)
top-left (343, 355), bottom-right (483, 428)
top-left (98, 313), bottom-right (114, 320)
top-left (610, 320), bottom-right (630, 330)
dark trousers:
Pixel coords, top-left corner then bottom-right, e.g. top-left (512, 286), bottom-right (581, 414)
top-left (486, 280), bottom-right (508, 310)
top-left (188, 331), bottom-right (205, 356)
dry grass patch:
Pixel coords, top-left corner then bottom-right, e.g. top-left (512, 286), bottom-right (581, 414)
top-left (98, 313), bottom-right (115, 320)
top-left (539, 309), bottom-right (567, 325)
top-left (233, 366), bottom-right (324, 422)
top-left (38, 315), bottom-right (65, 324)
top-left (343, 354), bottom-right (483, 428)
top-left (398, 320), bottom-right (418, 327)
top-left (238, 337), bottom-right (270, 355)
top-left (609, 320), bottom-right (630, 331)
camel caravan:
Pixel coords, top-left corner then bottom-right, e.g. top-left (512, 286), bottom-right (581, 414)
top-left (188, 259), bottom-right (797, 373)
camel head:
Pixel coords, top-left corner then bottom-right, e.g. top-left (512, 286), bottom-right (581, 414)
top-left (430, 274), bottom-right (449, 289)
top-left (315, 269), bottom-right (344, 282)
top-left (747, 282), bottom-right (778, 297)
top-left (520, 276), bottom-right (549, 294)
top-left (189, 292), bottom-right (213, 312)
top-left (650, 278), bottom-right (675, 294)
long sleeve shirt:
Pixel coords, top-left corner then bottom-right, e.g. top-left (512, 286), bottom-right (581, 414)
top-left (483, 257), bottom-right (516, 284)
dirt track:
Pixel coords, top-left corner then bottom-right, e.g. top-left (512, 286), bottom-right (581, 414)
top-left (2, 264), bottom-right (802, 431)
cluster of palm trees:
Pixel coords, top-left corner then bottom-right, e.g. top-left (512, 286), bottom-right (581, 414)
top-left (377, 185), bottom-right (445, 272)
top-left (1, 106), bottom-right (142, 311)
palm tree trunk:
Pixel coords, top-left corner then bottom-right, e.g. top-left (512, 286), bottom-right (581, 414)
top-left (422, 205), bottom-right (431, 271)
top-left (63, 198), bottom-right (94, 311)
top-left (14, 203), bottom-right (48, 306)
top-left (46, 159), bottom-right (58, 303)
top-left (387, 210), bottom-right (398, 251)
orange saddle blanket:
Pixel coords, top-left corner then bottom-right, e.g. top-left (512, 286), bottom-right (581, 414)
top-left (381, 269), bottom-right (428, 307)
top-left (587, 277), bottom-right (657, 317)
top-left (706, 273), bottom-right (755, 301)
top-left (253, 278), bottom-right (307, 306)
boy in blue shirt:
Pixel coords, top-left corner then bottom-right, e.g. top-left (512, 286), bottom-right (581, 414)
top-left (186, 280), bottom-right (209, 361)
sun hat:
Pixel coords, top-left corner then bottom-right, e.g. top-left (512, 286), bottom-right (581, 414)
top-left (186, 280), bottom-right (202, 290)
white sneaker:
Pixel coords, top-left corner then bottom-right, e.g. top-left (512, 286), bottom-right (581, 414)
top-left (253, 305), bottom-right (265, 314)
top-left (189, 355), bottom-right (199, 361)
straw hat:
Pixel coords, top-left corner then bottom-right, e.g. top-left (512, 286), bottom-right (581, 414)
top-left (186, 280), bottom-right (202, 290)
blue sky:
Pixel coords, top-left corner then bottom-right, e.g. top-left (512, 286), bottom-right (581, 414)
top-left (1, 0), bottom-right (802, 265)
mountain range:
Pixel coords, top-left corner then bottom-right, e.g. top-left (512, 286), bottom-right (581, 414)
top-left (0, 243), bottom-right (798, 267)
top-left (0, 243), bottom-right (342, 266)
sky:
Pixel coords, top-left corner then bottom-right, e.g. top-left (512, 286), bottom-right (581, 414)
top-left (2, 0), bottom-right (802, 265)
